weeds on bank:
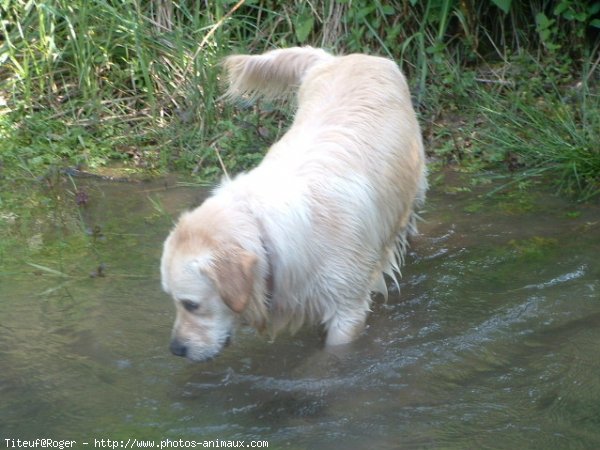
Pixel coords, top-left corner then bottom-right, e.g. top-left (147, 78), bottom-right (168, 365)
top-left (478, 90), bottom-right (600, 200)
top-left (0, 0), bottom-right (599, 202)
top-left (465, 50), bottom-right (600, 201)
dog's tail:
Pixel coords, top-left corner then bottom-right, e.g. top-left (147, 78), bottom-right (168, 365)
top-left (223, 47), bottom-right (334, 101)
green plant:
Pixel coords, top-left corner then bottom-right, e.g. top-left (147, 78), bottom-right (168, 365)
top-left (0, 0), bottom-right (598, 200)
top-left (476, 70), bottom-right (600, 200)
top-left (0, 0), bottom-right (243, 175)
top-left (536, 1), bottom-right (600, 54)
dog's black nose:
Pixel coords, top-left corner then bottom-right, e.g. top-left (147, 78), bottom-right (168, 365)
top-left (169, 339), bottom-right (187, 357)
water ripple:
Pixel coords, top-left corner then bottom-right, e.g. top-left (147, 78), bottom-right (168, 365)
top-left (524, 265), bottom-right (587, 290)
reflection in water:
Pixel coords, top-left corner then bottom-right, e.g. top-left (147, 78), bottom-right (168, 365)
top-left (1, 176), bottom-right (599, 449)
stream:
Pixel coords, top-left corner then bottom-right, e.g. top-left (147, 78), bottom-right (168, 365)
top-left (1, 173), bottom-right (599, 449)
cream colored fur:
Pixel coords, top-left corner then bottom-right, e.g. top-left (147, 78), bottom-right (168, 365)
top-left (161, 47), bottom-right (427, 361)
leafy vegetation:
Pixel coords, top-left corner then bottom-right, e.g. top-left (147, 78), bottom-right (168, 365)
top-left (1, 0), bottom-right (599, 200)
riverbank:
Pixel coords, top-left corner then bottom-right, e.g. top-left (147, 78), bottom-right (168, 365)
top-left (1, 1), bottom-right (599, 207)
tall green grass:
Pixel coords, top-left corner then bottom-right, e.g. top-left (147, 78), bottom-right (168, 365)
top-left (1, 0), bottom-right (599, 199)
top-left (1, 0), bottom-right (236, 172)
top-left (477, 70), bottom-right (600, 200)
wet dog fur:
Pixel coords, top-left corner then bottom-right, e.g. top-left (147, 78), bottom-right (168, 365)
top-left (160, 47), bottom-right (427, 361)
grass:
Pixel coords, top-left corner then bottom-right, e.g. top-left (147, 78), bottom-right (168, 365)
top-left (479, 90), bottom-right (600, 200)
top-left (0, 0), bottom-right (599, 202)
top-left (466, 50), bottom-right (600, 201)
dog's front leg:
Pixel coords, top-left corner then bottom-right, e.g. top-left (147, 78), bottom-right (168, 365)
top-left (324, 304), bottom-right (369, 346)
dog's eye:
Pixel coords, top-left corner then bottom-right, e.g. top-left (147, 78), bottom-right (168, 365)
top-left (181, 299), bottom-right (200, 312)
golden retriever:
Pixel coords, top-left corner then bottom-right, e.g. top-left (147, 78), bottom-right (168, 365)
top-left (161, 47), bottom-right (427, 361)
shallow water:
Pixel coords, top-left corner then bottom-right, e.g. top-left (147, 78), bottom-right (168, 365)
top-left (1, 175), bottom-right (599, 449)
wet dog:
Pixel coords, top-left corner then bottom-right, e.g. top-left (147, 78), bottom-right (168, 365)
top-left (160, 47), bottom-right (427, 361)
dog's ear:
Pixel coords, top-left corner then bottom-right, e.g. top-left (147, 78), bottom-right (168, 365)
top-left (208, 247), bottom-right (257, 313)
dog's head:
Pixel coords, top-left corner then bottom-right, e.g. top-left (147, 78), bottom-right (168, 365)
top-left (160, 205), bottom-right (259, 362)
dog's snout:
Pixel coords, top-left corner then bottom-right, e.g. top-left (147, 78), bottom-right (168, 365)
top-left (169, 339), bottom-right (188, 357)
